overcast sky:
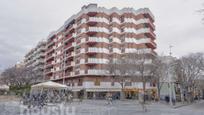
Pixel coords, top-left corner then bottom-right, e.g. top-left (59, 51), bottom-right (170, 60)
top-left (0, 0), bottom-right (204, 71)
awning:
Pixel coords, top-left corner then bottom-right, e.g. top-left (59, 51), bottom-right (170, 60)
top-left (0, 85), bottom-right (9, 90)
top-left (31, 81), bottom-right (68, 90)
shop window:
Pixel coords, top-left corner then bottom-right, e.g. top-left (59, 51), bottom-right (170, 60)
top-left (78, 79), bottom-right (83, 86)
top-left (94, 78), bottom-right (100, 86)
top-left (125, 82), bottom-right (132, 86)
top-left (111, 82), bottom-right (115, 86)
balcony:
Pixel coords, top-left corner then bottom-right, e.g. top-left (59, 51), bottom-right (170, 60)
top-left (51, 61), bottom-right (55, 65)
top-left (135, 18), bottom-right (155, 31)
top-left (124, 48), bottom-right (157, 56)
top-left (111, 48), bottom-right (122, 54)
top-left (86, 28), bottom-right (97, 36)
top-left (67, 52), bottom-right (75, 57)
top-left (145, 39), bottom-right (157, 49)
top-left (110, 27), bottom-right (121, 34)
top-left (65, 61), bottom-right (75, 68)
top-left (47, 39), bottom-right (55, 47)
top-left (87, 12), bottom-right (97, 17)
top-left (144, 30), bottom-right (156, 40)
top-left (86, 58), bottom-right (108, 65)
top-left (64, 42), bottom-right (76, 51)
top-left (46, 47), bottom-right (54, 53)
top-left (46, 54), bottom-right (54, 61)
top-left (35, 59), bottom-right (44, 64)
top-left (86, 48), bottom-right (98, 55)
top-left (136, 28), bottom-right (156, 40)
top-left (86, 27), bottom-right (110, 35)
top-left (45, 68), bottom-right (54, 74)
top-left (86, 37), bottom-right (97, 45)
top-left (65, 24), bottom-right (77, 34)
top-left (87, 47), bottom-right (109, 54)
top-left (87, 37), bottom-right (109, 45)
top-left (51, 68), bottom-right (54, 72)
top-left (86, 58), bottom-right (97, 66)
top-left (65, 52), bottom-right (75, 60)
top-left (64, 33), bottom-right (76, 43)
top-left (142, 48), bottom-right (157, 56)
top-left (45, 61), bottom-right (53, 67)
top-left (110, 17), bottom-right (121, 24)
top-left (144, 20), bottom-right (155, 31)
top-left (65, 72), bottom-right (74, 77)
top-left (87, 69), bottom-right (107, 75)
top-left (143, 13), bottom-right (154, 23)
top-left (51, 53), bottom-right (55, 57)
top-left (87, 17), bottom-right (98, 26)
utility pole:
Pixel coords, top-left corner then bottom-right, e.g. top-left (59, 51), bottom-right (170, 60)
top-left (169, 45), bottom-right (173, 56)
top-left (168, 45), bottom-right (173, 106)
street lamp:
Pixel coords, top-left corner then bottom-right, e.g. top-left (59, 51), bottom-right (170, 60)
top-left (168, 45), bottom-right (175, 106)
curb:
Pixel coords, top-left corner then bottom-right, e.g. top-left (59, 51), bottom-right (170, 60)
top-left (173, 103), bottom-right (190, 109)
top-left (173, 101), bottom-right (203, 109)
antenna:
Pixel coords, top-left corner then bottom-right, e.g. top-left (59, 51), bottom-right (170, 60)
top-left (169, 45), bottom-right (173, 56)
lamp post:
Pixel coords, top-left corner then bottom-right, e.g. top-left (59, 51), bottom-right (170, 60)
top-left (168, 65), bottom-right (173, 106)
top-left (168, 45), bottom-right (174, 106)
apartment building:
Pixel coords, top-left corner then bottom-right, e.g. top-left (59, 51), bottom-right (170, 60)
top-left (24, 41), bottom-right (46, 79)
top-left (44, 4), bottom-right (157, 99)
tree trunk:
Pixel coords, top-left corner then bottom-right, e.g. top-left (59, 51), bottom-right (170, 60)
top-left (180, 85), bottom-right (185, 103)
top-left (143, 80), bottom-right (146, 103)
top-left (142, 80), bottom-right (147, 112)
top-left (120, 89), bottom-right (125, 100)
top-left (120, 82), bottom-right (125, 100)
top-left (157, 83), bottom-right (161, 101)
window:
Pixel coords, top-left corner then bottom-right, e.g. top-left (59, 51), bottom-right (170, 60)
top-left (77, 28), bottom-right (81, 34)
top-left (125, 82), bottom-right (132, 86)
top-left (94, 78), bottom-right (100, 86)
top-left (72, 82), bottom-right (75, 86)
top-left (76, 45), bottom-right (81, 49)
top-left (78, 79), bottom-right (83, 86)
top-left (111, 82), bottom-right (115, 86)
top-left (109, 38), bottom-right (113, 42)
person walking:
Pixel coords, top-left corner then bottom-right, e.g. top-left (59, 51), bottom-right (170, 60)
top-left (139, 92), bottom-right (147, 112)
top-left (106, 93), bottom-right (113, 105)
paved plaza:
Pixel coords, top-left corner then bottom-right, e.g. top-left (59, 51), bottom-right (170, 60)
top-left (0, 100), bottom-right (204, 115)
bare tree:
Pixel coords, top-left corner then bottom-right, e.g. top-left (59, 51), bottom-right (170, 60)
top-left (198, 3), bottom-right (204, 23)
top-left (106, 55), bottom-right (130, 99)
top-left (150, 56), bottom-right (169, 101)
top-left (121, 50), bottom-right (157, 112)
top-left (0, 66), bottom-right (43, 87)
top-left (174, 53), bottom-right (204, 103)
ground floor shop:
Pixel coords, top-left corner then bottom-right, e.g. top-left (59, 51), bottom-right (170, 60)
top-left (54, 76), bottom-right (157, 100)
top-left (71, 87), bottom-right (157, 100)
top-left (124, 88), bottom-right (157, 100)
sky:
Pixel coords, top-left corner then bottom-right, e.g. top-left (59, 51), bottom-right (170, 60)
top-left (0, 0), bottom-right (204, 71)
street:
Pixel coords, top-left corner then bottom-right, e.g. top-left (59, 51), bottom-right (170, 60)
top-left (0, 100), bottom-right (204, 115)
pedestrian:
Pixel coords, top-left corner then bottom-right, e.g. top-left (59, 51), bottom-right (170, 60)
top-left (68, 93), bottom-right (73, 104)
top-left (106, 93), bottom-right (113, 105)
top-left (139, 92), bottom-right (147, 112)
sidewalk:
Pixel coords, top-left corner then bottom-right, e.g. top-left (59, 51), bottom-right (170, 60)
top-left (0, 95), bottom-right (20, 102)
top-left (173, 102), bottom-right (190, 109)
top-left (157, 100), bottom-right (195, 109)
top-left (171, 100), bottom-right (204, 109)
